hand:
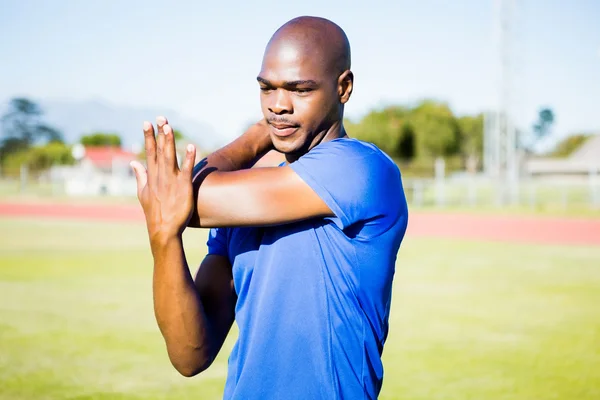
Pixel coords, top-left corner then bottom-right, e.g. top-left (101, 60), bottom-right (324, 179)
top-left (130, 116), bottom-right (197, 243)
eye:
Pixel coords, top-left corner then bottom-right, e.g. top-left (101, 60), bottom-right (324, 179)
top-left (294, 88), bottom-right (313, 95)
top-left (260, 86), bottom-right (273, 94)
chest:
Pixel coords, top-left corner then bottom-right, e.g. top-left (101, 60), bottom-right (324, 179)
top-left (227, 221), bottom-right (334, 294)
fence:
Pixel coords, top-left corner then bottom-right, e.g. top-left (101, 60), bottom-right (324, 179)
top-left (404, 177), bottom-right (600, 211)
top-left (1, 165), bottom-right (600, 213)
top-left (0, 164), bottom-right (137, 200)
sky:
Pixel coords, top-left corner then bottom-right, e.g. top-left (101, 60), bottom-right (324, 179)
top-left (1, 0), bottom-right (599, 147)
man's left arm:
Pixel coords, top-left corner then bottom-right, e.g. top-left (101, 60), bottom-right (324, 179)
top-left (188, 137), bottom-right (393, 229)
top-left (131, 118), bottom-right (335, 229)
top-left (132, 119), bottom-right (387, 230)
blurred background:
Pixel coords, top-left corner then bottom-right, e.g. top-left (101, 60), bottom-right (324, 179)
top-left (0, 1), bottom-right (598, 399)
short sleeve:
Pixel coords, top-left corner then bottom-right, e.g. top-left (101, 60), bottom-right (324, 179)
top-left (206, 227), bottom-right (229, 257)
top-left (289, 139), bottom-right (401, 230)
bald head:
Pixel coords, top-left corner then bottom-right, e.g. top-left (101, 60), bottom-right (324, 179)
top-left (265, 16), bottom-right (351, 76)
top-left (257, 16), bottom-right (354, 158)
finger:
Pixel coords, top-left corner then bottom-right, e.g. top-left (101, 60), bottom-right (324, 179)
top-left (163, 123), bottom-right (177, 171)
top-left (156, 115), bottom-right (168, 135)
top-left (156, 117), bottom-right (166, 178)
top-left (143, 121), bottom-right (157, 184)
top-left (180, 143), bottom-right (196, 178)
top-left (130, 160), bottom-right (148, 197)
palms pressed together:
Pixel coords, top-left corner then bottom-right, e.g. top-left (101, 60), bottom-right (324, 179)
top-left (130, 117), bottom-right (197, 241)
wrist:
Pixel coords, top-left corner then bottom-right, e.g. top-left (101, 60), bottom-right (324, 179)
top-left (149, 229), bottom-right (182, 250)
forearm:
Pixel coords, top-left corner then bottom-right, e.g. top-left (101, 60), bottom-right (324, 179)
top-left (132, 117), bottom-right (235, 375)
top-left (209, 121), bottom-right (273, 170)
top-left (151, 235), bottom-right (214, 376)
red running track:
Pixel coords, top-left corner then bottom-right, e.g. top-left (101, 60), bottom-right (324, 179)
top-left (0, 202), bottom-right (598, 246)
top-left (408, 212), bottom-right (599, 246)
top-left (0, 202), bottom-right (144, 222)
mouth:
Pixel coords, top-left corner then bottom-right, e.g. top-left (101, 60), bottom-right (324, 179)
top-left (269, 121), bottom-right (299, 138)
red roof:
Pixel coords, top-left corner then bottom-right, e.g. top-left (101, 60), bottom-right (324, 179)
top-left (84, 146), bottom-right (138, 168)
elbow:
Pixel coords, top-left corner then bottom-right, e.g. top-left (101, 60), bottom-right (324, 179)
top-left (173, 363), bottom-right (205, 378)
top-left (168, 348), bottom-right (214, 378)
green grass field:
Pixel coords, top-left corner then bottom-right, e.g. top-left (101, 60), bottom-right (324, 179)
top-left (1, 218), bottom-right (599, 399)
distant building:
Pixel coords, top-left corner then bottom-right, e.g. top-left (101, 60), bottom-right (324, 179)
top-left (55, 146), bottom-right (139, 196)
top-left (81, 146), bottom-right (139, 173)
top-left (525, 134), bottom-right (600, 182)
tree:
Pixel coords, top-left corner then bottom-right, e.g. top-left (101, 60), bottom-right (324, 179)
top-left (410, 100), bottom-right (461, 158)
top-left (345, 106), bottom-right (411, 158)
top-left (347, 101), bottom-right (465, 162)
top-left (1, 142), bottom-right (75, 177)
top-left (523, 107), bottom-right (555, 151)
top-left (36, 125), bottom-right (63, 143)
top-left (1, 97), bottom-right (63, 147)
top-left (173, 129), bottom-right (185, 141)
top-left (533, 107), bottom-right (555, 140)
top-left (457, 114), bottom-right (484, 171)
top-left (1, 98), bottom-right (64, 169)
top-left (136, 128), bottom-right (189, 162)
top-left (395, 122), bottom-right (416, 162)
top-left (27, 142), bottom-right (75, 171)
top-left (549, 133), bottom-right (592, 158)
top-left (80, 132), bottom-right (122, 147)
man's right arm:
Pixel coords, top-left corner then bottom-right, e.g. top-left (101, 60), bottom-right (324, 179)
top-left (152, 235), bottom-right (235, 377)
top-left (147, 117), bottom-right (269, 376)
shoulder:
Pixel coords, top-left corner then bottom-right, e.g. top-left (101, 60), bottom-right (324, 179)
top-left (308, 137), bottom-right (387, 158)
top-left (289, 137), bottom-right (405, 230)
top-left (293, 138), bottom-right (399, 178)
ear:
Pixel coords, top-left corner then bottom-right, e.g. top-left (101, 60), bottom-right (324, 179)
top-left (337, 70), bottom-right (354, 104)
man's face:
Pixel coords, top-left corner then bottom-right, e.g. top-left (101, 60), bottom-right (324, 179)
top-left (257, 41), bottom-right (340, 156)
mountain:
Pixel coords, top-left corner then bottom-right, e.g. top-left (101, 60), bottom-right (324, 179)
top-left (1, 98), bottom-right (227, 152)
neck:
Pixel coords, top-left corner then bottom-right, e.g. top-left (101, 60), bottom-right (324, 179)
top-left (285, 120), bottom-right (347, 163)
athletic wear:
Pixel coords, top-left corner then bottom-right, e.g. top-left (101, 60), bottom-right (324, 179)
top-left (207, 138), bottom-right (408, 399)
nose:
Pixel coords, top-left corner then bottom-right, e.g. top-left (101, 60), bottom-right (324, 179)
top-left (268, 89), bottom-right (293, 115)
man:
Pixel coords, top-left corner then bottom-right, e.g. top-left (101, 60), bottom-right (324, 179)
top-left (130, 16), bottom-right (408, 399)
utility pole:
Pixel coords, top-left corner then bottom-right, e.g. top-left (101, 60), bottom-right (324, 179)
top-left (485, 0), bottom-right (520, 205)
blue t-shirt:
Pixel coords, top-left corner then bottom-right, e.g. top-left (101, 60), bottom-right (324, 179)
top-left (206, 138), bottom-right (408, 399)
